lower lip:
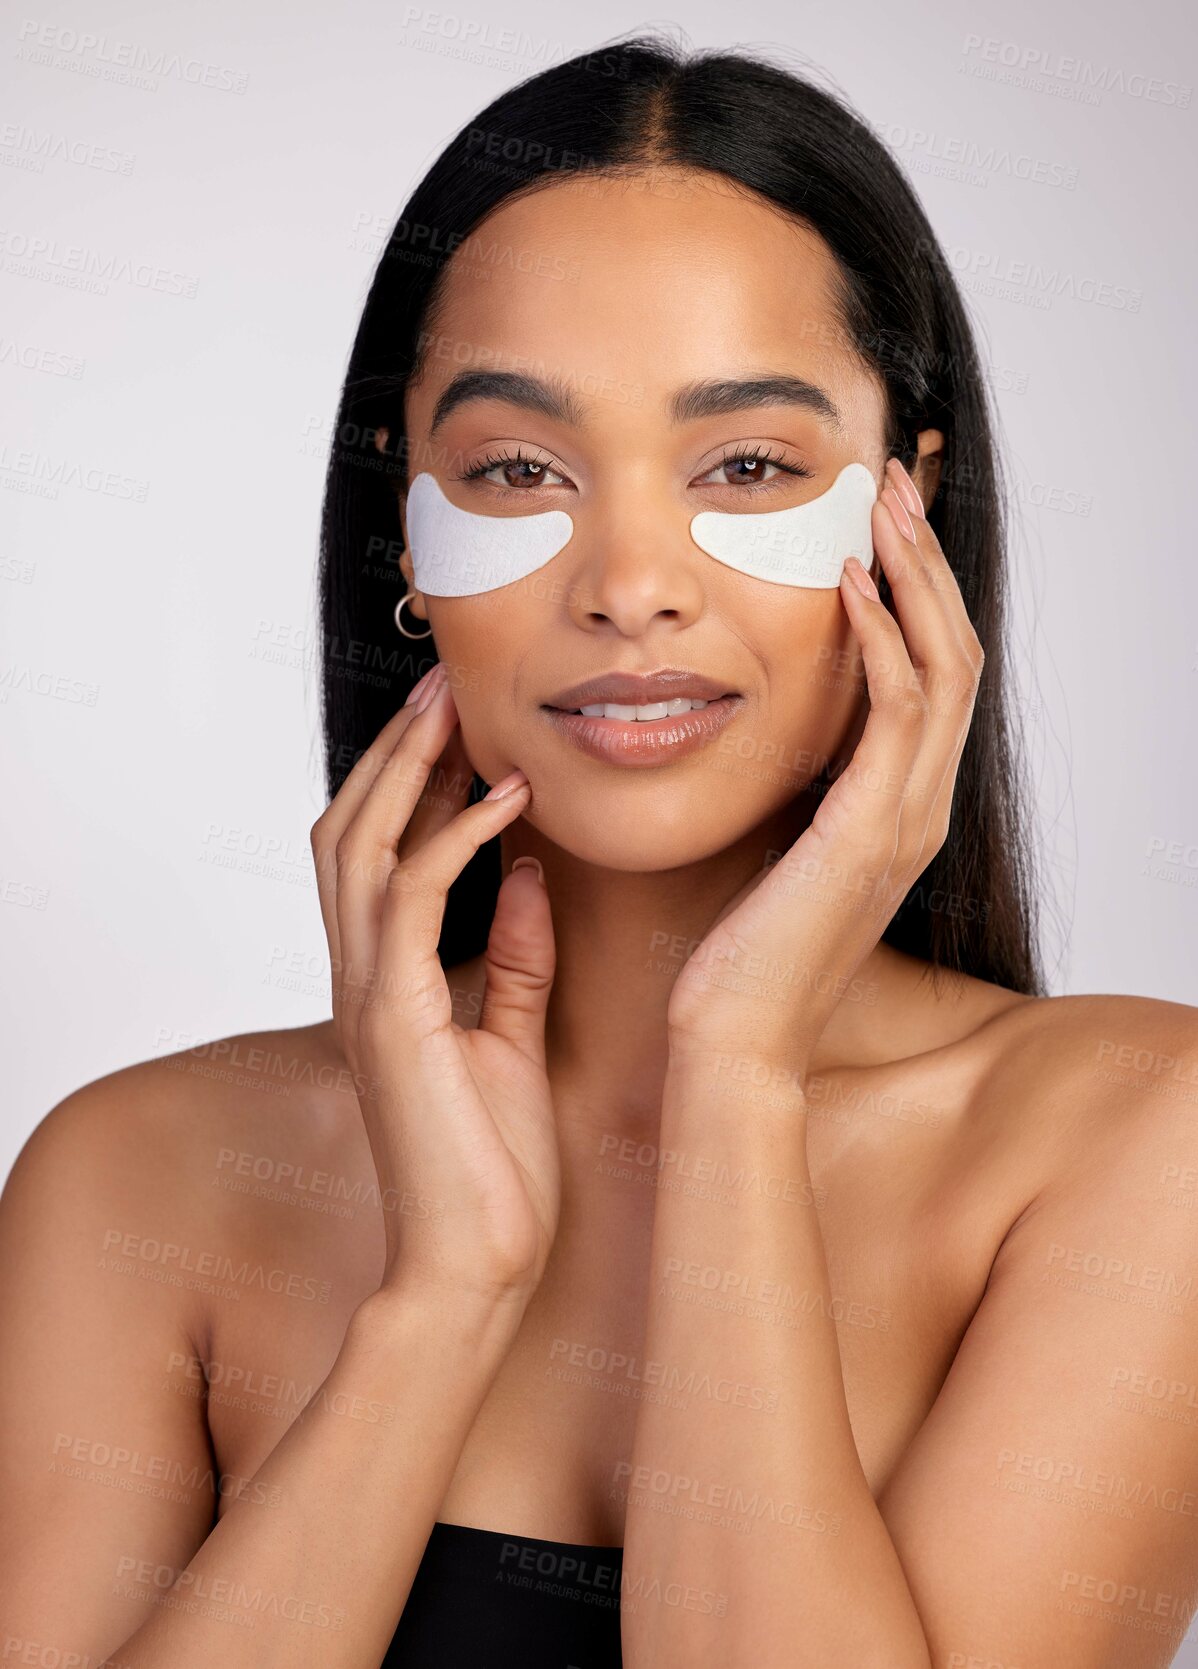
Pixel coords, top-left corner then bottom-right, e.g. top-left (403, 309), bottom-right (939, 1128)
top-left (540, 696), bottom-right (743, 766)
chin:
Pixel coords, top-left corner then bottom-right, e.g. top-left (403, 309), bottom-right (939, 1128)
top-left (513, 765), bottom-right (802, 873)
top-left (529, 817), bottom-right (748, 873)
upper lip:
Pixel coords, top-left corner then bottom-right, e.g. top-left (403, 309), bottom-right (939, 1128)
top-left (544, 668), bottom-right (737, 710)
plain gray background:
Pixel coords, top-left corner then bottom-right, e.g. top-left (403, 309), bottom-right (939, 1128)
top-left (2, 0), bottom-right (1196, 1651)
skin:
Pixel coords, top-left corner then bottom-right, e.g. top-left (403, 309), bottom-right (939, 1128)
top-left (1, 167), bottom-right (1197, 1668)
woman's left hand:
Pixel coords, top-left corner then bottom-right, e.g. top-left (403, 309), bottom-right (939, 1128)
top-left (666, 456), bottom-right (985, 1078)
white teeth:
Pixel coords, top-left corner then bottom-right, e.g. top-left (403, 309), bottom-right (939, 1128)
top-left (576, 697), bottom-right (713, 719)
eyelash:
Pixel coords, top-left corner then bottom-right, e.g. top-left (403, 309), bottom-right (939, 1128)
top-left (716, 445), bottom-right (814, 490)
top-left (457, 445), bottom-right (814, 493)
top-left (459, 446), bottom-right (558, 486)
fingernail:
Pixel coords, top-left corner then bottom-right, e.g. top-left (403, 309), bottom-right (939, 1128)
top-left (884, 484), bottom-right (917, 542)
top-left (890, 458), bottom-right (926, 521)
top-left (842, 555), bottom-right (879, 601)
top-left (404, 664), bottom-right (437, 707)
top-left (511, 855), bottom-right (543, 883)
top-left (414, 663), bottom-right (448, 715)
top-left (484, 768), bottom-right (530, 801)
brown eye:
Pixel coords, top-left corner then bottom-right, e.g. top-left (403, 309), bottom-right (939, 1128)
top-left (461, 448), bottom-right (568, 490)
top-left (721, 454), bottom-right (780, 486)
top-left (696, 447), bottom-right (814, 490)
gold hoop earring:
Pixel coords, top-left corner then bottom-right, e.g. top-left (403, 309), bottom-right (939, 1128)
top-left (394, 591), bottom-right (433, 640)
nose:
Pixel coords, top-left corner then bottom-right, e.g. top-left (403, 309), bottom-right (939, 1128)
top-left (562, 497), bottom-right (707, 638)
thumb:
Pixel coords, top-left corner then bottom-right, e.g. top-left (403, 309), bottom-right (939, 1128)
top-left (479, 858), bottom-right (556, 1065)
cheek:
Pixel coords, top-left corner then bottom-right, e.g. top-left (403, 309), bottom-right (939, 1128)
top-left (423, 588), bottom-right (523, 684)
top-left (421, 603), bottom-right (514, 779)
top-left (755, 594), bottom-right (864, 755)
top-left (440, 673), bottom-right (517, 784)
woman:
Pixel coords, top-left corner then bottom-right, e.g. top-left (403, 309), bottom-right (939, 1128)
top-left (2, 32), bottom-right (1196, 1669)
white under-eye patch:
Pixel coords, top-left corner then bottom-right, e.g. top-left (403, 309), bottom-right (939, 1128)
top-left (689, 462), bottom-right (879, 588)
top-left (404, 461), bottom-right (878, 598)
top-left (406, 471), bottom-right (574, 597)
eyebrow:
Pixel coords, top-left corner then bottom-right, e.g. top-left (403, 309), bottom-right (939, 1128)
top-left (428, 369), bottom-right (844, 436)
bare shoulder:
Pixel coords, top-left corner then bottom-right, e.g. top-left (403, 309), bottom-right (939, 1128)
top-left (875, 989), bottom-right (1198, 1664)
top-left (962, 986), bottom-right (1198, 1229)
top-left (7, 1017), bottom-right (360, 1196)
top-left (3, 1019), bottom-right (378, 1337)
top-left (978, 985), bottom-right (1198, 1125)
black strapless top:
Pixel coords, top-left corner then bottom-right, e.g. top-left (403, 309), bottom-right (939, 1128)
top-left (383, 1520), bottom-right (624, 1666)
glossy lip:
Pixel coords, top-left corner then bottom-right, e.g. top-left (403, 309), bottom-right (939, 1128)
top-left (541, 693), bottom-right (744, 766)
top-left (543, 666), bottom-right (736, 711)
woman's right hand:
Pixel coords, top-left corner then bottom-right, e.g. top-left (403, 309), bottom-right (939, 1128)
top-left (311, 661), bottom-right (559, 1309)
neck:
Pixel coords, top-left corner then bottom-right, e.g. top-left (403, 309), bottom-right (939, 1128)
top-left (497, 797), bottom-right (907, 1145)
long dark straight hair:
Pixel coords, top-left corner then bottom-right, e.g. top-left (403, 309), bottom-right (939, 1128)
top-left (317, 32), bottom-right (1043, 996)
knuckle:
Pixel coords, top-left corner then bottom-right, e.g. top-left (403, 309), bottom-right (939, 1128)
top-left (333, 828), bottom-right (362, 874)
top-left (936, 666), bottom-right (979, 712)
top-left (358, 993), bottom-right (395, 1043)
top-left (893, 840), bottom-right (922, 878)
top-left (871, 607), bottom-right (905, 645)
top-left (388, 749), bottom-right (431, 794)
top-left (890, 688), bottom-right (929, 730)
top-left (309, 810), bottom-right (333, 851)
top-left (387, 858), bottom-right (423, 900)
top-left (871, 663), bottom-right (915, 708)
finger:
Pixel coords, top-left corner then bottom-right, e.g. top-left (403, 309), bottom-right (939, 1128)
top-left (479, 859), bottom-right (556, 1067)
top-left (328, 660), bottom-right (443, 841)
top-left (374, 775), bottom-right (534, 1040)
top-left (310, 659), bottom-right (441, 992)
top-left (888, 453), bottom-right (929, 525)
top-left (875, 485), bottom-right (971, 691)
top-left (828, 545), bottom-right (929, 853)
top-left (888, 458), bottom-right (985, 679)
top-left (334, 668), bottom-right (460, 1029)
top-left (883, 463), bottom-right (985, 853)
top-left (871, 493), bottom-right (981, 831)
top-left (398, 721), bottom-right (476, 855)
top-left (921, 713), bottom-right (972, 860)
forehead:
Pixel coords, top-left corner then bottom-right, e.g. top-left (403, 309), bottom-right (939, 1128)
top-left (407, 168), bottom-right (882, 433)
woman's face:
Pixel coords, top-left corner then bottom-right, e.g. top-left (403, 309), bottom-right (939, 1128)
top-left (386, 166), bottom-right (922, 871)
